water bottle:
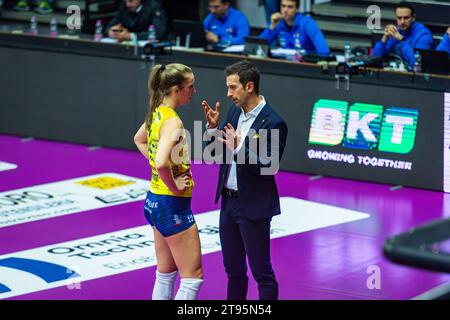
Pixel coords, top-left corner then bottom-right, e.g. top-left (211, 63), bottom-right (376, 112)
top-left (94, 19), bottom-right (103, 42)
top-left (413, 52), bottom-right (422, 73)
top-left (30, 16), bottom-right (38, 36)
top-left (344, 43), bottom-right (352, 62)
top-left (50, 17), bottom-right (58, 38)
top-left (256, 45), bottom-right (266, 58)
top-left (293, 32), bottom-right (305, 61)
top-left (294, 32), bottom-right (301, 50)
top-left (148, 24), bottom-right (157, 43)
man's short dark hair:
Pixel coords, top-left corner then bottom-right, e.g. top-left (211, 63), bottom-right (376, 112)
top-left (396, 1), bottom-right (416, 16)
top-left (209, 0), bottom-right (231, 4)
top-left (283, 0), bottom-right (299, 8)
top-left (225, 60), bottom-right (260, 95)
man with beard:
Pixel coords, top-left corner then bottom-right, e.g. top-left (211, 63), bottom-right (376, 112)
top-left (371, 2), bottom-right (433, 68)
top-left (202, 60), bottom-right (288, 300)
top-left (259, 0), bottom-right (330, 56)
top-left (106, 0), bottom-right (167, 42)
top-left (203, 0), bottom-right (250, 47)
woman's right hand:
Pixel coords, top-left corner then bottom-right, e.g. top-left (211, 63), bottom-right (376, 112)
top-left (174, 174), bottom-right (191, 193)
top-left (202, 100), bottom-right (220, 129)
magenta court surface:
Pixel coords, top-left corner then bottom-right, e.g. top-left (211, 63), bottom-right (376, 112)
top-left (0, 134), bottom-right (449, 300)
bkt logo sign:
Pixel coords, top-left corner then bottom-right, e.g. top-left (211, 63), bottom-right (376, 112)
top-left (308, 99), bottom-right (419, 154)
top-left (0, 257), bottom-right (80, 295)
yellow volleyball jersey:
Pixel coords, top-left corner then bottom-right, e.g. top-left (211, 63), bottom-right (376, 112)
top-left (147, 106), bottom-right (194, 197)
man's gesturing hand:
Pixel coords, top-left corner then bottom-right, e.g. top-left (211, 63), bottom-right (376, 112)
top-left (202, 100), bottom-right (221, 129)
top-left (219, 123), bottom-right (240, 152)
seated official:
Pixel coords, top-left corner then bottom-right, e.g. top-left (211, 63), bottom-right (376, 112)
top-left (436, 27), bottom-right (450, 56)
top-left (259, 0), bottom-right (330, 56)
top-left (106, 0), bottom-right (167, 42)
top-left (371, 2), bottom-right (433, 67)
top-left (203, 0), bottom-right (250, 47)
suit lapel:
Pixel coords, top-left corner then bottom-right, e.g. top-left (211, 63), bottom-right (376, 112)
top-left (250, 103), bottom-right (270, 133)
top-left (241, 103), bottom-right (271, 151)
top-left (230, 105), bottom-right (241, 129)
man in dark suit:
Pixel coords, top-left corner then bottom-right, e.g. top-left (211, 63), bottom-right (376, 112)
top-left (106, 0), bottom-right (167, 42)
top-left (202, 60), bottom-right (288, 300)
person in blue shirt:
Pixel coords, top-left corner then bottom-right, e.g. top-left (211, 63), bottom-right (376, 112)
top-left (203, 0), bottom-right (250, 47)
top-left (371, 2), bottom-right (433, 68)
top-left (259, 0), bottom-right (330, 56)
top-left (436, 27), bottom-right (450, 56)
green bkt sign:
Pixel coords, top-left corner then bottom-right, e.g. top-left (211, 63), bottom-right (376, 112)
top-left (308, 99), bottom-right (419, 154)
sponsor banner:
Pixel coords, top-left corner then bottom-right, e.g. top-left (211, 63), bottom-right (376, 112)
top-left (302, 95), bottom-right (446, 191)
top-left (0, 161), bottom-right (17, 172)
top-left (0, 173), bottom-right (148, 228)
top-left (0, 197), bottom-right (369, 299)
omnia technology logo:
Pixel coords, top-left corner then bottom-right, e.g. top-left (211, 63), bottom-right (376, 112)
top-left (308, 99), bottom-right (419, 154)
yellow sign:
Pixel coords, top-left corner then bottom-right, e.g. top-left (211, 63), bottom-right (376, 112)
top-left (76, 176), bottom-right (135, 190)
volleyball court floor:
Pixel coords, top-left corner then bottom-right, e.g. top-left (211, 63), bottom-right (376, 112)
top-left (0, 134), bottom-right (449, 300)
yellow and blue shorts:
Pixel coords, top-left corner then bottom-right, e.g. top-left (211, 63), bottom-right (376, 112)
top-left (143, 191), bottom-right (195, 237)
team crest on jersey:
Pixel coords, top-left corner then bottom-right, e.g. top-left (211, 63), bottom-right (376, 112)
top-left (173, 214), bottom-right (182, 226)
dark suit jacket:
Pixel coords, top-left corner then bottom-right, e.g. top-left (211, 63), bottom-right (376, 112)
top-left (106, 0), bottom-right (168, 40)
top-left (210, 102), bottom-right (288, 220)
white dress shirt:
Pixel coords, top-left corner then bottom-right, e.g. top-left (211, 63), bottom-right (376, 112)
top-left (207, 96), bottom-right (266, 190)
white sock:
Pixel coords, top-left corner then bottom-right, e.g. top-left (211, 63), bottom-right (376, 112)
top-left (152, 270), bottom-right (178, 300)
top-left (174, 278), bottom-right (203, 300)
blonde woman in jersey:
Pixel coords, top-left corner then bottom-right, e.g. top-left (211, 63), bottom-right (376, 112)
top-left (134, 63), bottom-right (203, 300)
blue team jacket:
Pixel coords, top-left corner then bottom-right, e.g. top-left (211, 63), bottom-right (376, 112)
top-left (371, 22), bottom-right (433, 67)
top-left (203, 8), bottom-right (250, 45)
top-left (259, 13), bottom-right (330, 56)
top-left (436, 33), bottom-right (450, 56)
